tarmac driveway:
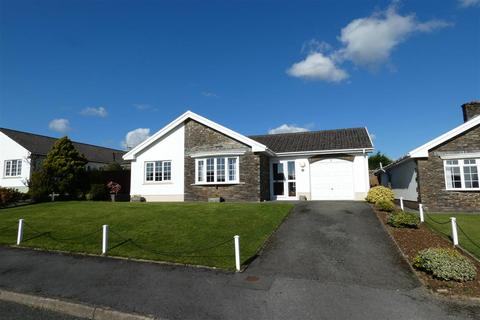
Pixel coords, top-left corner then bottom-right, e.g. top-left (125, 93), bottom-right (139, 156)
top-left (0, 201), bottom-right (478, 319)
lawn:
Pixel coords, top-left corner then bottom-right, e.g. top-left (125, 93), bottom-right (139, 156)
top-left (425, 213), bottom-right (480, 260)
top-left (0, 201), bottom-right (294, 270)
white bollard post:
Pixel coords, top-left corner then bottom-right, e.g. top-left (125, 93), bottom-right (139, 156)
top-left (400, 197), bottom-right (404, 211)
top-left (419, 204), bottom-right (424, 223)
top-left (16, 219), bottom-right (24, 245)
top-left (102, 225), bottom-right (109, 255)
top-left (234, 235), bottom-right (241, 272)
top-left (450, 217), bottom-right (459, 247)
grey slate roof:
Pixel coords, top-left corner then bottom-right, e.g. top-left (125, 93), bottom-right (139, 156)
top-left (249, 128), bottom-right (373, 153)
top-left (0, 128), bottom-right (125, 164)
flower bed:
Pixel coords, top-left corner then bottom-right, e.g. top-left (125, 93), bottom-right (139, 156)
top-left (373, 207), bottom-right (480, 299)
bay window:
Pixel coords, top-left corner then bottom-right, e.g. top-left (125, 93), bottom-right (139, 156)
top-left (444, 159), bottom-right (479, 190)
top-left (196, 157), bottom-right (239, 184)
top-left (145, 160), bottom-right (172, 182)
top-left (4, 159), bottom-right (22, 177)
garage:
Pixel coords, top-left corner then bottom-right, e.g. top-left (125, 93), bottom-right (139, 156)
top-left (310, 158), bottom-right (355, 200)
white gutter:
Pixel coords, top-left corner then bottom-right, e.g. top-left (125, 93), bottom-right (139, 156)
top-left (274, 147), bottom-right (374, 157)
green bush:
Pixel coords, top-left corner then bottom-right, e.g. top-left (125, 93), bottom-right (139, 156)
top-left (86, 184), bottom-right (107, 201)
top-left (366, 186), bottom-right (395, 203)
top-left (413, 248), bottom-right (477, 282)
top-left (387, 211), bottom-right (420, 228)
top-left (375, 199), bottom-right (396, 212)
top-left (0, 187), bottom-right (23, 206)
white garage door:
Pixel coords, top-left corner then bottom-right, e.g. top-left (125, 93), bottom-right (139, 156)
top-left (310, 158), bottom-right (354, 200)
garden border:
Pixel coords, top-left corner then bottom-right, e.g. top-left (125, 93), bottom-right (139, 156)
top-left (370, 204), bottom-right (480, 304)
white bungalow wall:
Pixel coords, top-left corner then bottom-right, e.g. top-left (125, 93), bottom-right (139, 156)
top-left (0, 131), bottom-right (31, 192)
top-left (129, 123), bottom-right (185, 201)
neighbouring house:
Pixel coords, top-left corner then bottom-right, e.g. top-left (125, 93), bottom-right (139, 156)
top-left (0, 128), bottom-right (126, 192)
top-left (376, 101), bottom-right (480, 212)
top-left (123, 111), bottom-right (373, 202)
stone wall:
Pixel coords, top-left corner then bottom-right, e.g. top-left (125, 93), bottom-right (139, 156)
top-left (417, 125), bottom-right (480, 212)
top-left (184, 119), bottom-right (264, 202)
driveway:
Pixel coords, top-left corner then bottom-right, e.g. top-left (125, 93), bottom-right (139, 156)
top-left (0, 201), bottom-right (478, 319)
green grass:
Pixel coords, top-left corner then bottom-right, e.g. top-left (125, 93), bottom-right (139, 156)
top-left (0, 201), bottom-right (293, 270)
top-left (425, 213), bottom-right (480, 260)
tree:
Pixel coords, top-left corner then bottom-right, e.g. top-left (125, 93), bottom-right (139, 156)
top-left (29, 136), bottom-right (88, 200)
top-left (368, 152), bottom-right (393, 170)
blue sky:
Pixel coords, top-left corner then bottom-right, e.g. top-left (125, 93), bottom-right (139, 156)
top-left (0, 0), bottom-right (479, 158)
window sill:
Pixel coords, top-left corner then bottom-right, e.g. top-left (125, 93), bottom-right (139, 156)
top-left (2, 176), bottom-right (23, 179)
top-left (445, 188), bottom-right (480, 192)
top-left (191, 182), bottom-right (244, 186)
top-left (143, 181), bottom-right (173, 185)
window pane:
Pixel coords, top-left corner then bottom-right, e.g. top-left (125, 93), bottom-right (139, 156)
top-left (273, 163), bottom-right (284, 181)
top-left (197, 160), bottom-right (204, 182)
top-left (207, 158), bottom-right (215, 182)
top-left (155, 161), bottom-right (163, 181)
top-left (5, 161), bottom-right (11, 176)
top-left (464, 165), bottom-right (478, 189)
top-left (217, 158), bottom-right (225, 182)
top-left (11, 161), bottom-right (17, 176)
top-left (146, 162), bottom-right (154, 181)
top-left (287, 161), bottom-right (295, 180)
top-left (446, 160), bottom-right (458, 165)
top-left (288, 182), bottom-right (296, 197)
top-left (228, 158), bottom-right (237, 181)
top-left (16, 160), bottom-right (22, 176)
top-left (163, 161), bottom-right (171, 181)
top-left (273, 182), bottom-right (284, 196)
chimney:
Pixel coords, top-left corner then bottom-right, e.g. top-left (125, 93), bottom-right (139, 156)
top-left (462, 101), bottom-right (480, 122)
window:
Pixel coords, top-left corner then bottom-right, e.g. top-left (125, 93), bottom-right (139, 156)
top-left (145, 161), bottom-right (172, 182)
top-left (196, 157), bottom-right (239, 184)
top-left (444, 159), bottom-right (479, 190)
top-left (4, 159), bottom-right (22, 177)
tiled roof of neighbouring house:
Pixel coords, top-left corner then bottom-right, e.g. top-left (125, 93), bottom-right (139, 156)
top-left (249, 128), bottom-right (373, 153)
top-left (0, 128), bottom-right (126, 164)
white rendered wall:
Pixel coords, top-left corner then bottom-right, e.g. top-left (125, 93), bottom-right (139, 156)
top-left (353, 154), bottom-right (370, 200)
top-left (387, 159), bottom-right (418, 202)
top-left (130, 123), bottom-right (185, 201)
top-left (0, 132), bottom-right (31, 192)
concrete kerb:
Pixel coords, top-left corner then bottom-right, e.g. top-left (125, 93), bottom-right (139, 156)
top-left (0, 289), bottom-right (162, 320)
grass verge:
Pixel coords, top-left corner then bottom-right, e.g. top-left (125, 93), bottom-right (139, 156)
top-left (425, 213), bottom-right (480, 260)
top-left (0, 201), bottom-right (294, 270)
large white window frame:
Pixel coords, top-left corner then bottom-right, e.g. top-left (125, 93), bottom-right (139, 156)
top-left (4, 159), bottom-right (22, 177)
top-left (444, 159), bottom-right (480, 191)
top-left (195, 156), bottom-right (239, 184)
top-left (144, 160), bottom-right (172, 183)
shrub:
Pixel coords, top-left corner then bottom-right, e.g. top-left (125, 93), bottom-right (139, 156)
top-left (413, 248), bottom-right (477, 282)
top-left (375, 199), bottom-right (395, 212)
top-left (387, 211), bottom-right (420, 228)
top-left (86, 184), bottom-right (107, 201)
top-left (0, 187), bottom-right (23, 206)
top-left (366, 186), bottom-right (394, 203)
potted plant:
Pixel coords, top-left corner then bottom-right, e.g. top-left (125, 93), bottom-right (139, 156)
top-left (106, 181), bottom-right (121, 202)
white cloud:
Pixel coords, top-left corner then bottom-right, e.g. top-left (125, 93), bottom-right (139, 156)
top-left (133, 104), bottom-right (156, 111)
top-left (287, 52), bottom-right (348, 82)
top-left (459, 0), bottom-right (480, 7)
top-left (201, 91), bottom-right (218, 98)
top-left (336, 5), bottom-right (451, 67)
top-left (268, 124), bottom-right (310, 134)
top-left (287, 4), bottom-right (451, 82)
top-left (121, 128), bottom-right (150, 150)
top-left (80, 106), bottom-right (108, 117)
top-left (48, 118), bottom-right (71, 133)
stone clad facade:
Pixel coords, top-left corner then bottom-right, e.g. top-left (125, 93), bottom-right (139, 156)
top-left (417, 125), bottom-right (480, 212)
top-left (184, 119), bottom-right (269, 201)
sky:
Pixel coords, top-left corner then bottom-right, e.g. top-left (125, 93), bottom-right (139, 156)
top-left (0, 0), bottom-right (479, 158)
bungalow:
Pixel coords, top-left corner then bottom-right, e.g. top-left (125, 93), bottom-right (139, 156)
top-left (376, 102), bottom-right (480, 212)
top-left (123, 111), bottom-right (373, 202)
top-left (0, 128), bottom-right (126, 192)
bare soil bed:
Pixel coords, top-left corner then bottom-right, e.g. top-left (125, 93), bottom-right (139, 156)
top-left (374, 208), bottom-right (480, 299)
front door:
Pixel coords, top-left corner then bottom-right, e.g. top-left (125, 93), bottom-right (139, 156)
top-left (272, 160), bottom-right (296, 200)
